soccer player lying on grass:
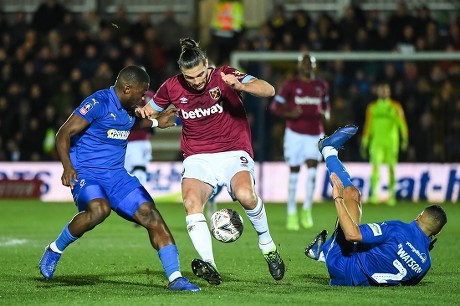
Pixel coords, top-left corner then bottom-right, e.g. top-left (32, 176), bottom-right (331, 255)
top-left (305, 125), bottom-right (447, 286)
top-left (39, 65), bottom-right (200, 291)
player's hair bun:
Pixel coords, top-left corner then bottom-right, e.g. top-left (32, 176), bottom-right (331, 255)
top-left (180, 38), bottom-right (199, 51)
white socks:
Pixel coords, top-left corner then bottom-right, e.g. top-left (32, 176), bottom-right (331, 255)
top-left (321, 146), bottom-right (338, 159)
top-left (245, 197), bottom-right (276, 253)
top-left (49, 241), bottom-right (63, 254)
top-left (186, 213), bottom-right (215, 265)
top-left (287, 172), bottom-right (299, 214)
top-left (303, 167), bottom-right (316, 210)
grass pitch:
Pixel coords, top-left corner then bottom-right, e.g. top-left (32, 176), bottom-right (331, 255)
top-left (0, 200), bottom-right (458, 306)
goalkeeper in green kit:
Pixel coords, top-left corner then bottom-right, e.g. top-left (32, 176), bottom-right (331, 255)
top-left (361, 83), bottom-right (408, 206)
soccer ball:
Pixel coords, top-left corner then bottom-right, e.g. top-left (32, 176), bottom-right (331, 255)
top-left (210, 208), bottom-right (244, 243)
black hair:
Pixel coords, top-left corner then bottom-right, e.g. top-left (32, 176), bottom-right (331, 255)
top-left (116, 65), bottom-right (150, 87)
top-left (424, 205), bottom-right (448, 234)
top-left (298, 53), bottom-right (316, 69)
top-left (177, 38), bottom-right (207, 69)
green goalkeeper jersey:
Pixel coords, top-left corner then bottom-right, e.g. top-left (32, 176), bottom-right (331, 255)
top-left (362, 98), bottom-right (408, 147)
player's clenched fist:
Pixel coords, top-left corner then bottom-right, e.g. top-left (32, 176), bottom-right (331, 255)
top-left (220, 72), bottom-right (244, 91)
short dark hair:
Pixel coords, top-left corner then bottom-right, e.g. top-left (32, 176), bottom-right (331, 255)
top-left (424, 205), bottom-right (447, 234)
top-left (116, 65), bottom-right (150, 87)
top-left (177, 38), bottom-right (207, 69)
top-left (298, 53), bottom-right (316, 69)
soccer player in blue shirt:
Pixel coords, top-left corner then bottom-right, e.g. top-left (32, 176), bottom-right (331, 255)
top-left (305, 125), bottom-right (447, 286)
top-left (39, 65), bottom-right (200, 291)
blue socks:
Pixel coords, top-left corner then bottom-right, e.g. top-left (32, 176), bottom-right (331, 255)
top-left (158, 244), bottom-right (181, 281)
top-left (325, 155), bottom-right (353, 188)
top-left (55, 223), bottom-right (78, 252)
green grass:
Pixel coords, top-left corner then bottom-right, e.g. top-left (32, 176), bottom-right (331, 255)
top-left (0, 200), bottom-right (458, 306)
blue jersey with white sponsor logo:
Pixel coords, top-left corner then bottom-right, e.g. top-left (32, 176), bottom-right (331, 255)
top-left (356, 220), bottom-right (432, 285)
top-left (71, 87), bottom-right (135, 171)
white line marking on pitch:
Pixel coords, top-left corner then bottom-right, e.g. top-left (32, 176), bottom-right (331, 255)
top-left (0, 239), bottom-right (28, 246)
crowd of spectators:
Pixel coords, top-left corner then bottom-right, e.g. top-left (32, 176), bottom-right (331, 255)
top-left (1, 0), bottom-right (460, 162)
top-left (237, 2), bottom-right (460, 163)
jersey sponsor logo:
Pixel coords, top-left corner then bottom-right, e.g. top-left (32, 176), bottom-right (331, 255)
top-left (405, 241), bottom-right (427, 263)
top-left (397, 243), bottom-right (423, 274)
top-left (107, 129), bottom-right (130, 140)
top-left (92, 98), bottom-right (99, 105)
top-left (294, 96), bottom-right (321, 105)
top-left (79, 102), bottom-right (93, 115)
top-left (110, 113), bottom-right (117, 120)
top-left (180, 97), bottom-right (188, 104)
top-left (180, 103), bottom-right (223, 120)
top-left (367, 223), bottom-right (382, 236)
top-left (208, 86), bottom-right (221, 100)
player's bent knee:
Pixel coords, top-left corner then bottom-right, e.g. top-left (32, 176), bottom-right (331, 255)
top-left (88, 200), bottom-right (111, 219)
top-left (135, 202), bottom-right (164, 224)
top-left (182, 197), bottom-right (203, 214)
top-left (234, 188), bottom-right (257, 208)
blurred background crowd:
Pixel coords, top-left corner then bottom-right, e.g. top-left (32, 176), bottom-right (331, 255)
top-left (1, 0), bottom-right (460, 163)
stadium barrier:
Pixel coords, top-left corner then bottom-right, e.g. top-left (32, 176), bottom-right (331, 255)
top-left (0, 162), bottom-right (459, 203)
top-left (0, 179), bottom-right (42, 199)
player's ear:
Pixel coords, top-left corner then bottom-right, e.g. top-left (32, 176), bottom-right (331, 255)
top-left (123, 84), bottom-right (131, 95)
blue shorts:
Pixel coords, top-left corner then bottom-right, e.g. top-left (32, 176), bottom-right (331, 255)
top-left (71, 168), bottom-right (154, 220)
top-left (322, 228), bottom-right (370, 286)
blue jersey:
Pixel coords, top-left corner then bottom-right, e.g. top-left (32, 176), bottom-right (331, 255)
top-left (323, 220), bottom-right (431, 286)
top-left (357, 220), bottom-right (431, 285)
top-left (71, 86), bottom-right (135, 171)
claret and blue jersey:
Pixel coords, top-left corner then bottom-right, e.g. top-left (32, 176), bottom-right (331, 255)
top-left (71, 86), bottom-right (136, 171)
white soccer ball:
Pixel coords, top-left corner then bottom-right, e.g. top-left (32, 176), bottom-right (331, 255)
top-left (210, 208), bottom-right (244, 243)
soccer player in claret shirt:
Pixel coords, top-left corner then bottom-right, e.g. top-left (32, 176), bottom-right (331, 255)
top-left (270, 53), bottom-right (330, 231)
top-left (39, 66), bottom-right (200, 291)
top-left (305, 125), bottom-right (447, 286)
top-left (137, 38), bottom-right (285, 285)
top-left (361, 83), bottom-right (408, 205)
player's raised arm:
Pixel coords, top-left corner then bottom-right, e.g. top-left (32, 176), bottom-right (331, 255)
top-left (55, 114), bottom-right (89, 189)
top-left (220, 71), bottom-right (275, 97)
top-left (330, 173), bottom-right (362, 242)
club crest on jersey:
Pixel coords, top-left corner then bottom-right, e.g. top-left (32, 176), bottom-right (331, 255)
top-left (208, 86), bottom-right (221, 100)
top-left (79, 102), bottom-right (93, 115)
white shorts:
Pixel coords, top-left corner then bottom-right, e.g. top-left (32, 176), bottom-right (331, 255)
top-left (284, 128), bottom-right (323, 167)
top-left (125, 140), bottom-right (152, 171)
top-left (182, 150), bottom-right (255, 199)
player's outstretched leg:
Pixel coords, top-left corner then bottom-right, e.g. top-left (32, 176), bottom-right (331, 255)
top-left (191, 258), bottom-right (222, 285)
top-left (244, 196), bottom-right (285, 281)
top-left (319, 125), bottom-right (362, 225)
